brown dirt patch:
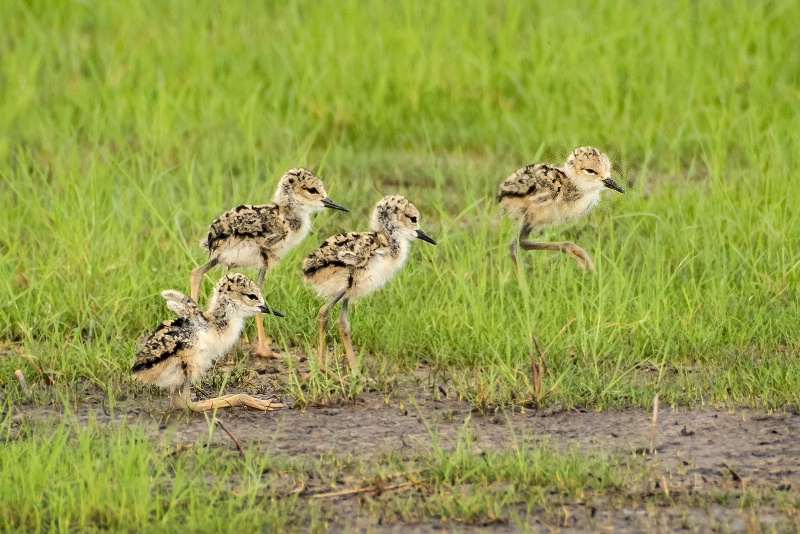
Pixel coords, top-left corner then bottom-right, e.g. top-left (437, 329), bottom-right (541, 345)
top-left (10, 352), bottom-right (800, 532)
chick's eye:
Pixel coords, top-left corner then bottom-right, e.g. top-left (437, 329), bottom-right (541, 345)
top-left (306, 187), bottom-right (319, 195)
top-left (246, 293), bottom-right (258, 301)
top-left (409, 216), bottom-right (418, 224)
top-left (585, 169), bottom-right (598, 175)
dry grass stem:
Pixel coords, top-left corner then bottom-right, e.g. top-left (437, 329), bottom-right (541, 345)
top-left (310, 481), bottom-right (413, 499)
top-left (530, 333), bottom-right (545, 401)
top-left (649, 394), bottom-right (659, 455)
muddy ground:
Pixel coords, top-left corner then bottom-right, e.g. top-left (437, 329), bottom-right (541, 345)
top-left (10, 351), bottom-right (800, 532)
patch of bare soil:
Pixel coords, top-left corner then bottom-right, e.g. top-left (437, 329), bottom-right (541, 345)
top-left (11, 352), bottom-right (800, 532)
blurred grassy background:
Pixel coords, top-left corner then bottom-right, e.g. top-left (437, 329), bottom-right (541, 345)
top-left (1, 0), bottom-right (799, 408)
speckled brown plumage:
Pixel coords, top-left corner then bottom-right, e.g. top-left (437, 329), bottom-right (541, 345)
top-left (196, 169), bottom-right (348, 275)
top-left (498, 164), bottom-right (581, 204)
top-left (132, 273), bottom-right (284, 410)
top-left (190, 168), bottom-right (348, 357)
top-left (303, 195), bottom-right (437, 371)
top-left (498, 146), bottom-right (624, 272)
top-left (132, 317), bottom-right (194, 375)
top-left (302, 231), bottom-right (391, 279)
top-left (203, 204), bottom-right (291, 265)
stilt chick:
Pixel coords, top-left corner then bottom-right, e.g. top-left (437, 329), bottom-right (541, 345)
top-left (191, 168), bottom-right (349, 357)
top-left (133, 273), bottom-right (285, 411)
top-left (302, 195), bottom-right (437, 370)
top-left (498, 146), bottom-right (625, 272)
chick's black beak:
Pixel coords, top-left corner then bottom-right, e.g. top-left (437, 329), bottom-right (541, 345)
top-left (321, 197), bottom-right (350, 212)
top-left (416, 229), bottom-right (437, 245)
top-left (602, 177), bottom-right (626, 194)
top-left (259, 304), bottom-right (285, 317)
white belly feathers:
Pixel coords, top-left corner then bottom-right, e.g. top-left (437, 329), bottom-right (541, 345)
top-left (215, 241), bottom-right (263, 269)
top-left (189, 318), bottom-right (244, 382)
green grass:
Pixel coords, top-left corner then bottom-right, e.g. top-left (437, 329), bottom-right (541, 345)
top-left (0, 407), bottom-right (634, 531)
top-left (2, 0), bottom-right (799, 409)
top-left (5, 410), bottom-right (797, 531)
top-left (2, 409), bottom-right (313, 531)
top-left (1, 0), bottom-right (800, 527)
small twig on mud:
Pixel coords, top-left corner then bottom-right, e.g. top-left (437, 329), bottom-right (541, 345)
top-left (15, 369), bottom-right (30, 398)
top-left (309, 481), bottom-right (413, 499)
top-left (649, 394), bottom-right (659, 455)
top-left (215, 418), bottom-right (245, 458)
top-left (722, 462), bottom-right (743, 483)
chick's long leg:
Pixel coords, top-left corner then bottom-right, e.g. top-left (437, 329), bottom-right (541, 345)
top-left (170, 370), bottom-right (283, 412)
top-left (190, 257), bottom-right (219, 303)
top-left (519, 234), bottom-right (596, 272)
top-left (171, 379), bottom-right (283, 412)
top-left (508, 223), bottom-right (532, 278)
top-left (337, 298), bottom-right (357, 370)
top-left (317, 290), bottom-right (346, 371)
top-left (189, 394), bottom-right (284, 412)
top-left (254, 267), bottom-right (277, 358)
top-left (508, 235), bottom-right (520, 276)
